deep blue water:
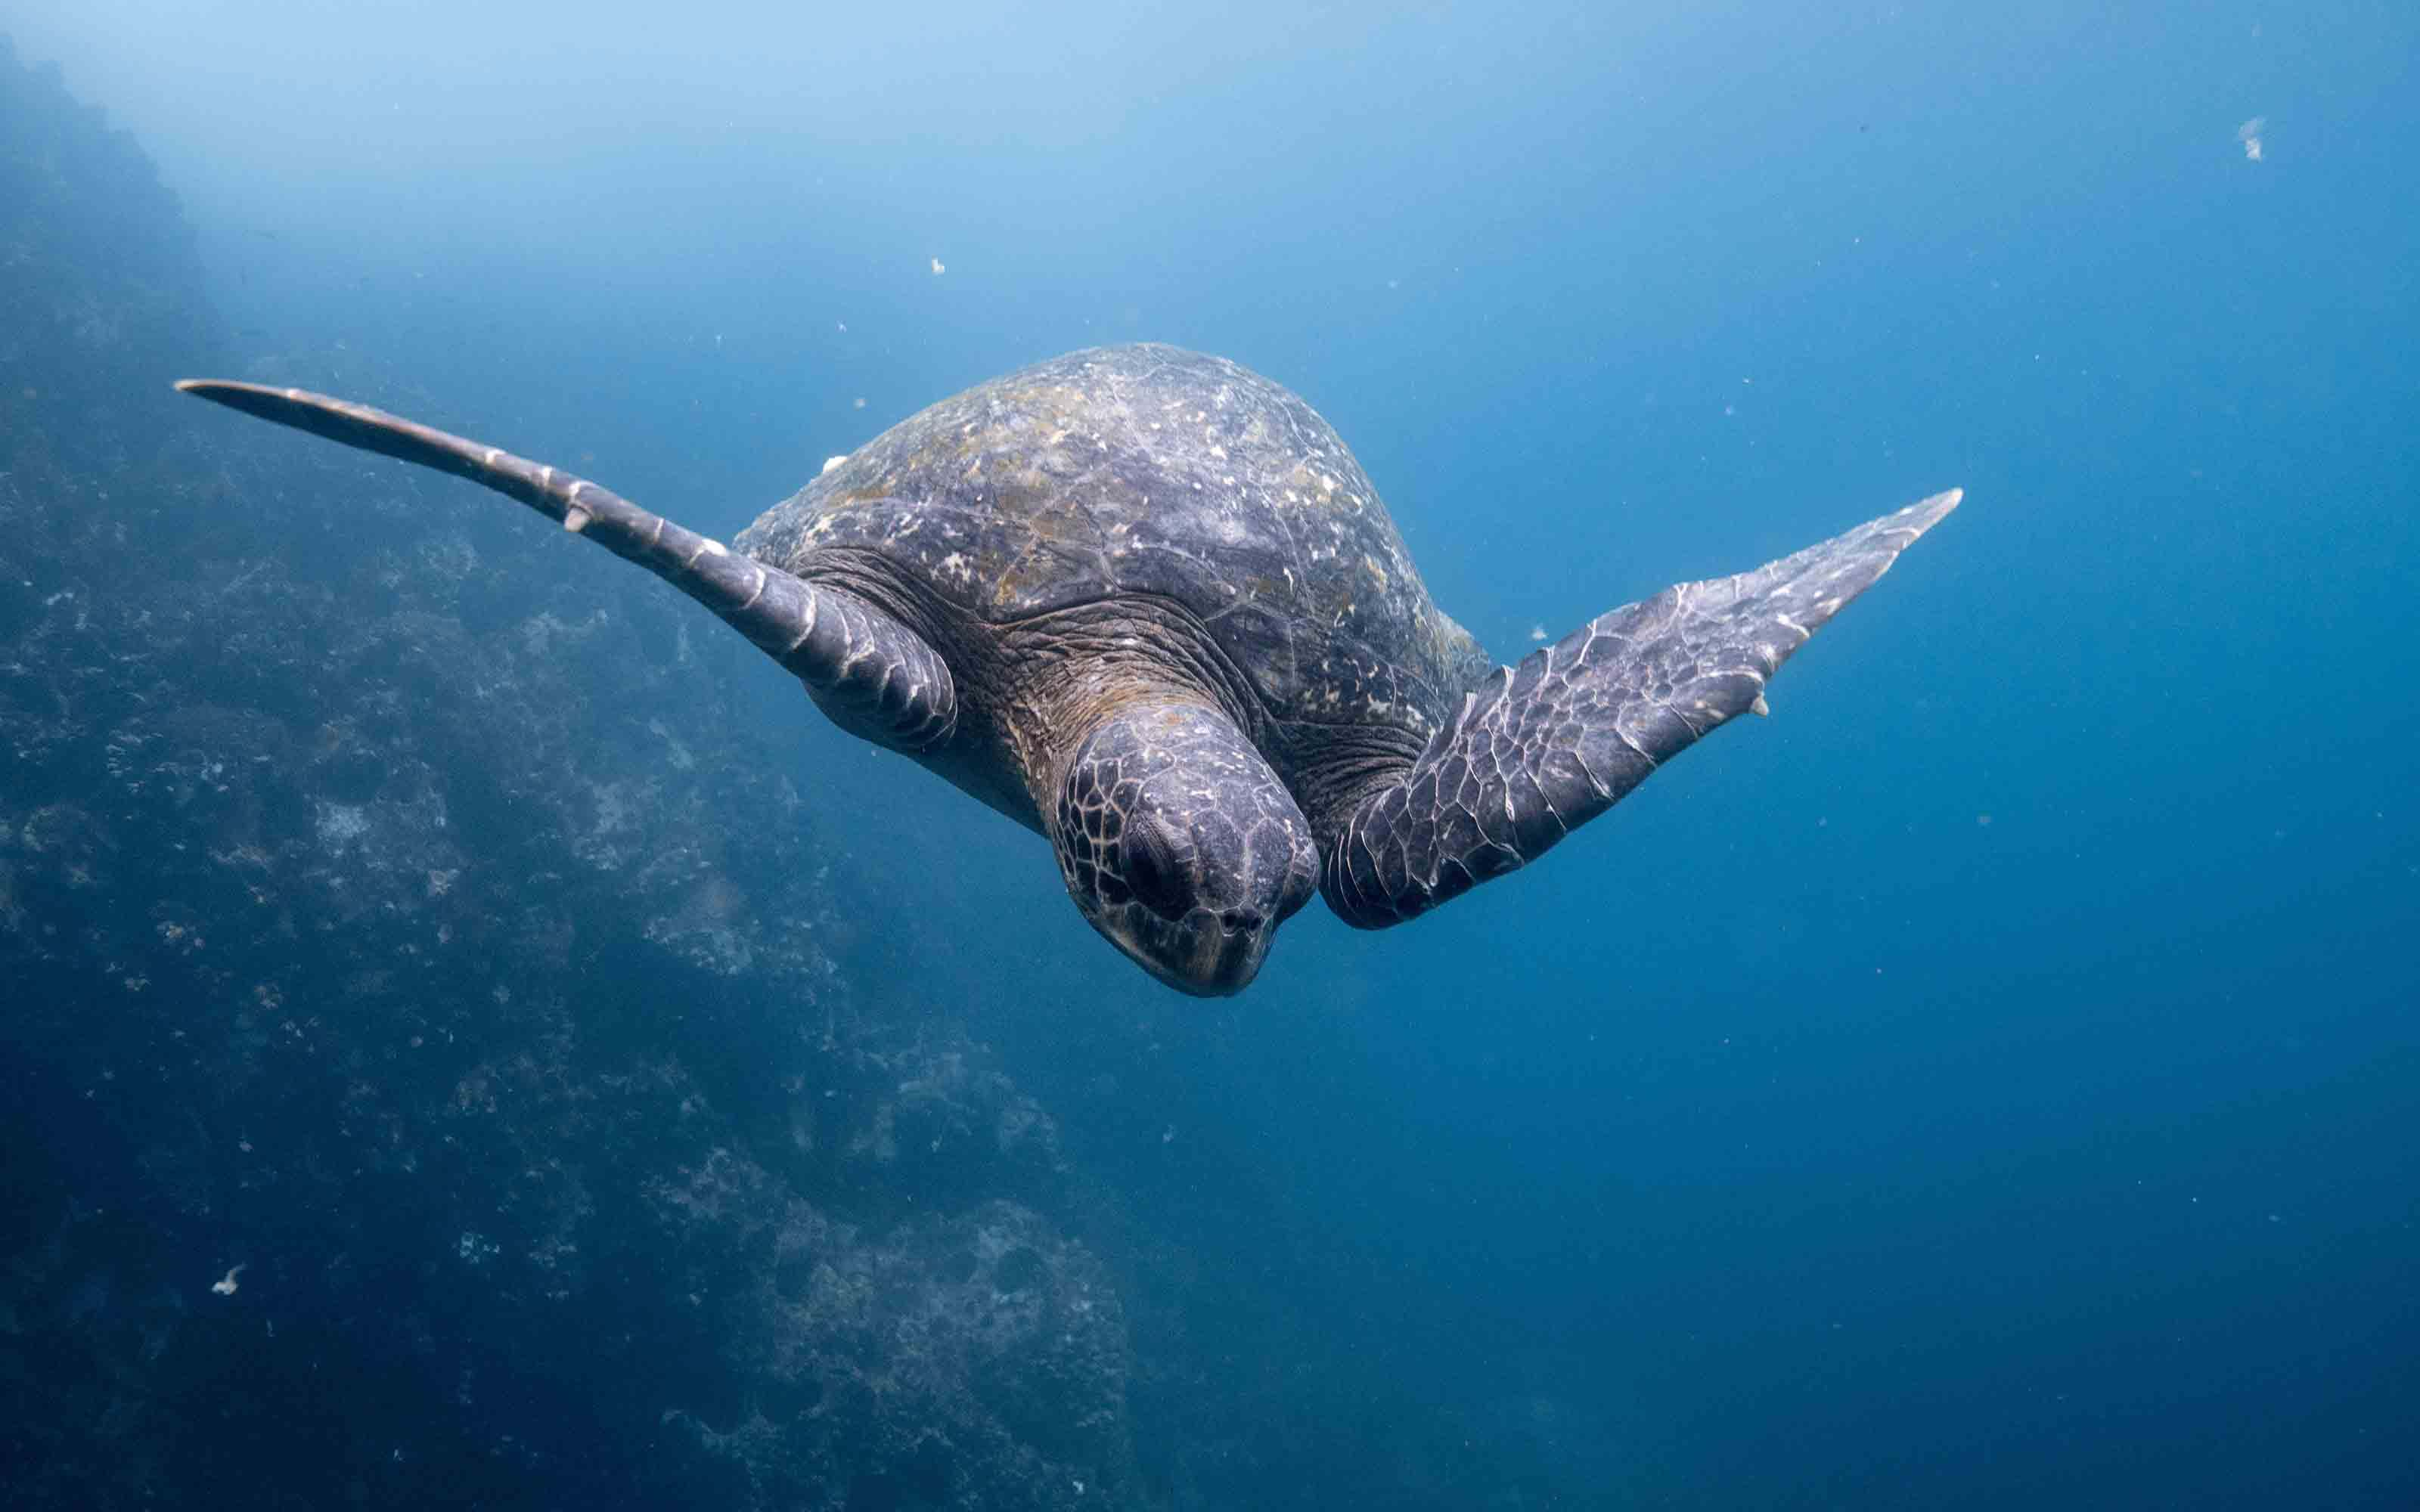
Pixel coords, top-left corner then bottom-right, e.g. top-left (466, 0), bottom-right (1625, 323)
top-left (10, 1), bottom-right (2417, 1505)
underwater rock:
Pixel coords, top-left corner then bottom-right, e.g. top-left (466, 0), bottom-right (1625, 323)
top-left (664, 1174), bottom-right (1138, 1509)
top-left (0, 35), bottom-right (213, 477)
top-left (0, 42), bottom-right (1143, 1510)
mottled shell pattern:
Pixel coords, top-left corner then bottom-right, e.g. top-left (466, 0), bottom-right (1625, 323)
top-left (735, 345), bottom-right (1494, 743)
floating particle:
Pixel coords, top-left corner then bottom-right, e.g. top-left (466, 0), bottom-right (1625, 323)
top-left (210, 1263), bottom-right (247, 1297)
top-left (1528, 624), bottom-right (1549, 642)
top-left (2238, 116), bottom-right (2266, 162)
top-left (930, 256), bottom-right (946, 275)
top-left (853, 397), bottom-right (867, 410)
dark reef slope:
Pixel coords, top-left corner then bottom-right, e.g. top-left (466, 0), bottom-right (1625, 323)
top-left (0, 39), bottom-right (211, 476)
top-left (0, 37), bottom-right (1140, 1510)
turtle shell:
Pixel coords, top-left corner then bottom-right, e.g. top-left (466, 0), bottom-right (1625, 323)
top-left (734, 345), bottom-right (1492, 741)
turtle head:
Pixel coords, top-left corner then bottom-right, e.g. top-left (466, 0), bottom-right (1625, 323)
top-left (1051, 702), bottom-right (1317, 996)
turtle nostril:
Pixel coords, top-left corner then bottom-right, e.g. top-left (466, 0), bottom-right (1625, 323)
top-left (1219, 908), bottom-right (1263, 933)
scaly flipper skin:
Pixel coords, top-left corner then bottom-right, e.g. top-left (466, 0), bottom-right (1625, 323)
top-left (174, 380), bottom-right (955, 753)
top-left (1321, 490), bottom-right (1962, 928)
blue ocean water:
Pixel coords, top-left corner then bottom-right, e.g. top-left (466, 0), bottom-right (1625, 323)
top-left (6, 2), bottom-right (2415, 1506)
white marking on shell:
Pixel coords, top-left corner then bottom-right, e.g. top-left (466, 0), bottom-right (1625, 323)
top-left (563, 506), bottom-right (593, 534)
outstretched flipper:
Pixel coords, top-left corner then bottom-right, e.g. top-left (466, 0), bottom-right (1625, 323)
top-left (175, 380), bottom-right (955, 753)
top-left (1322, 490), bottom-right (1962, 928)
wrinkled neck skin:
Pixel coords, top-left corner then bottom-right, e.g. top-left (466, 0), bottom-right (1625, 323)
top-left (1008, 612), bottom-right (1317, 996)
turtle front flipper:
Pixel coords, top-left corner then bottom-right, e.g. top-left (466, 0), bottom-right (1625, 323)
top-left (1320, 490), bottom-right (1961, 928)
top-left (176, 380), bottom-right (955, 753)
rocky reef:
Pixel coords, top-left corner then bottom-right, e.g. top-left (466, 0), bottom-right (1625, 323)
top-left (0, 36), bottom-right (212, 479)
top-left (0, 35), bottom-right (1141, 1509)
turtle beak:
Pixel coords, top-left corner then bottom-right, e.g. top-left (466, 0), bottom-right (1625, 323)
top-left (1097, 906), bottom-right (1277, 998)
top-left (1172, 911), bottom-right (1274, 997)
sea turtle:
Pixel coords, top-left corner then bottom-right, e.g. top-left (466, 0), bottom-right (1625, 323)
top-left (178, 344), bottom-right (1958, 996)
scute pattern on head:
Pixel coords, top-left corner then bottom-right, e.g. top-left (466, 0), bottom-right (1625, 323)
top-left (735, 345), bottom-right (1494, 742)
top-left (1053, 701), bottom-right (1316, 996)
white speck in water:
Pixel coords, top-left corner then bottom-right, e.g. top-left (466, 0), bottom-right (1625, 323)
top-left (211, 1263), bottom-right (247, 1297)
top-left (2238, 116), bottom-right (2266, 161)
top-left (930, 256), bottom-right (946, 275)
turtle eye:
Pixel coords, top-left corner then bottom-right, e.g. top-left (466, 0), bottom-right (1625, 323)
top-left (1120, 820), bottom-right (1191, 918)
